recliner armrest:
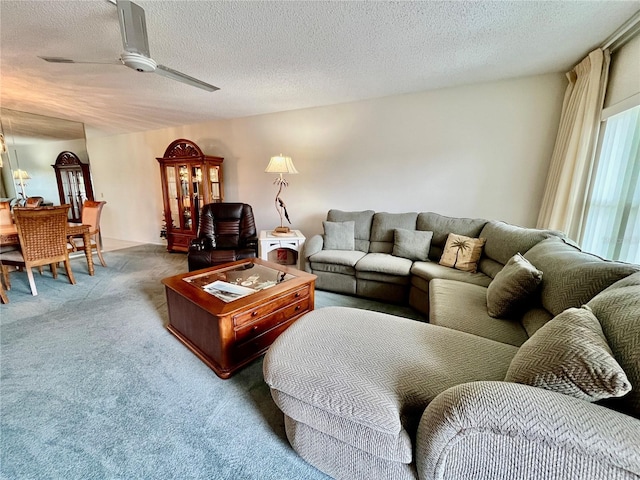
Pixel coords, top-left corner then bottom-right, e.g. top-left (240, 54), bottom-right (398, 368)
top-left (244, 235), bottom-right (259, 251)
top-left (189, 237), bottom-right (213, 252)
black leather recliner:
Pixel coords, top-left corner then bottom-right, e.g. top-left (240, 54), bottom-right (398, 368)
top-left (187, 203), bottom-right (258, 271)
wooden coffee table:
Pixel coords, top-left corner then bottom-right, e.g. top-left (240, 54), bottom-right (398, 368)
top-left (161, 258), bottom-right (316, 379)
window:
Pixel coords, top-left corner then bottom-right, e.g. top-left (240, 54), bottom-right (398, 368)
top-left (581, 104), bottom-right (640, 263)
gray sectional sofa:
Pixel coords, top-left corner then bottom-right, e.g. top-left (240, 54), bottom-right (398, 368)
top-left (263, 209), bottom-right (640, 479)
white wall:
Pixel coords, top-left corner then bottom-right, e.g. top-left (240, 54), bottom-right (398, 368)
top-left (86, 72), bottom-right (565, 244)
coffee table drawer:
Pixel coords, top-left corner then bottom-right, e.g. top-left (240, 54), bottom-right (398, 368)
top-left (235, 297), bottom-right (309, 343)
top-left (232, 285), bottom-right (310, 327)
top-left (233, 316), bottom-right (300, 361)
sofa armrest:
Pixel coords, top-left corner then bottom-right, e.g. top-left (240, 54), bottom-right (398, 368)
top-left (416, 381), bottom-right (640, 480)
top-left (302, 234), bottom-right (324, 272)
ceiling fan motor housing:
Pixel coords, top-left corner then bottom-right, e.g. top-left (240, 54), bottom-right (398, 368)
top-left (121, 52), bottom-right (156, 72)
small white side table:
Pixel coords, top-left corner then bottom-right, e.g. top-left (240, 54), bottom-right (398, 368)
top-left (258, 230), bottom-right (306, 269)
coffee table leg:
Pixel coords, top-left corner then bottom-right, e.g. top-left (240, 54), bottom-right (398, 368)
top-left (83, 231), bottom-right (95, 275)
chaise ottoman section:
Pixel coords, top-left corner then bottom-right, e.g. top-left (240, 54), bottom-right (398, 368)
top-left (263, 306), bottom-right (519, 479)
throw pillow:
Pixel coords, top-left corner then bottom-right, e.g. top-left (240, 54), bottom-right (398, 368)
top-left (323, 221), bottom-right (355, 251)
top-left (505, 306), bottom-right (631, 402)
top-left (439, 233), bottom-right (485, 273)
top-left (392, 229), bottom-right (433, 261)
top-left (486, 253), bottom-right (543, 318)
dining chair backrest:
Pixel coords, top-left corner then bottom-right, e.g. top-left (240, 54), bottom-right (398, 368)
top-left (25, 196), bottom-right (44, 208)
top-left (0, 201), bottom-right (12, 226)
top-left (13, 205), bottom-right (71, 262)
top-left (81, 200), bottom-right (106, 234)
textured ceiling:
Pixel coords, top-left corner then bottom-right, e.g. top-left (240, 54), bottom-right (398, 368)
top-left (1, 0), bottom-right (638, 139)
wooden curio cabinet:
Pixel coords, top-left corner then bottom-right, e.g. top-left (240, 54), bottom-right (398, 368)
top-left (52, 151), bottom-right (95, 223)
top-left (157, 139), bottom-right (224, 252)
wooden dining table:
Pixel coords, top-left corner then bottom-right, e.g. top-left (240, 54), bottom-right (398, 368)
top-left (0, 223), bottom-right (95, 276)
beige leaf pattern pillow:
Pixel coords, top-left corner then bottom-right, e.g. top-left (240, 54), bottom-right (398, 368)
top-left (439, 233), bottom-right (486, 273)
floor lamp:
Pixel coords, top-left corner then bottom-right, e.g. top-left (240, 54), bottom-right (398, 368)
top-left (265, 154), bottom-right (298, 235)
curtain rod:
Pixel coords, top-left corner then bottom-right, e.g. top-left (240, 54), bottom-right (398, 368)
top-left (601, 10), bottom-right (640, 52)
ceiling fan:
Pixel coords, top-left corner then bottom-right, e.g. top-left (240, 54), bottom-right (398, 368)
top-left (39, 0), bottom-right (219, 92)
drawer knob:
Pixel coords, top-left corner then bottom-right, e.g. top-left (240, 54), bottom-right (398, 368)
top-left (252, 325), bottom-right (259, 331)
top-left (295, 305), bottom-right (301, 311)
top-left (295, 292), bottom-right (300, 298)
top-left (252, 311), bottom-right (258, 317)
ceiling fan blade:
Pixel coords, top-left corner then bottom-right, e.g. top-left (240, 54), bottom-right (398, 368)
top-left (117, 0), bottom-right (150, 57)
top-left (38, 56), bottom-right (121, 65)
top-left (155, 65), bottom-right (220, 92)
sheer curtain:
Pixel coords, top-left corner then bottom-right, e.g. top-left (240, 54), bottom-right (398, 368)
top-left (581, 105), bottom-right (640, 263)
top-left (536, 49), bottom-right (611, 241)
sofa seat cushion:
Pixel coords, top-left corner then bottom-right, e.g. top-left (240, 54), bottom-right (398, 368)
top-left (411, 261), bottom-right (492, 287)
top-left (429, 279), bottom-right (529, 346)
top-left (263, 307), bottom-right (518, 464)
top-left (355, 253), bottom-right (413, 276)
top-left (309, 249), bottom-right (366, 275)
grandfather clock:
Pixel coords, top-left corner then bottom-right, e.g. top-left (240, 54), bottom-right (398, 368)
top-left (157, 139), bottom-right (224, 252)
top-left (52, 151), bottom-right (95, 223)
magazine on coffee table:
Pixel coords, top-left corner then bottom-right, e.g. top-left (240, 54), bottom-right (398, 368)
top-left (203, 280), bottom-right (256, 302)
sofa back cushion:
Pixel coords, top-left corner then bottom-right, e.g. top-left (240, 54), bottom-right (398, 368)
top-left (478, 221), bottom-right (560, 277)
top-left (417, 212), bottom-right (487, 261)
top-left (524, 237), bottom-right (640, 316)
top-left (369, 212), bottom-right (418, 253)
top-left (587, 272), bottom-right (640, 419)
top-left (327, 210), bottom-right (375, 252)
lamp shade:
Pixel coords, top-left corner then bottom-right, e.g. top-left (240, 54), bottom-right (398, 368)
top-left (13, 169), bottom-right (31, 181)
top-left (265, 155), bottom-right (298, 174)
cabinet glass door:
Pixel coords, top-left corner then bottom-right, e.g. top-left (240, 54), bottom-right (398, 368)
top-left (61, 168), bottom-right (86, 222)
top-left (178, 165), bottom-right (193, 231)
top-left (208, 166), bottom-right (221, 202)
top-left (165, 165), bottom-right (180, 231)
top-left (192, 165), bottom-right (203, 228)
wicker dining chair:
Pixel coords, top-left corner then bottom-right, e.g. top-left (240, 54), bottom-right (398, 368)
top-left (68, 200), bottom-right (107, 267)
top-left (0, 205), bottom-right (76, 296)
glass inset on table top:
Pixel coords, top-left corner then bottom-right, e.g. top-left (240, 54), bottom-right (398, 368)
top-left (183, 261), bottom-right (295, 302)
